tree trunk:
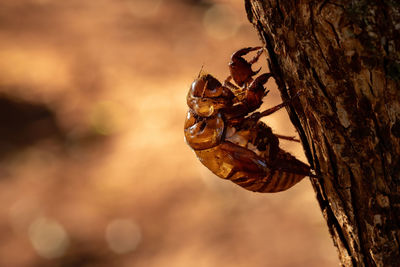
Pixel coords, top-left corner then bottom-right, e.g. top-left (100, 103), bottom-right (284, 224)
top-left (244, 1), bottom-right (400, 266)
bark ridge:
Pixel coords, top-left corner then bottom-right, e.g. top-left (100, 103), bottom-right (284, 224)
top-left (245, 1), bottom-right (400, 266)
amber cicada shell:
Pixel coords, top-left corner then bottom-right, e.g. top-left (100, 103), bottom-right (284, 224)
top-left (184, 47), bottom-right (313, 193)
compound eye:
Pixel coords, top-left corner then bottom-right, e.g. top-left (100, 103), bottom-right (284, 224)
top-left (190, 74), bottom-right (234, 100)
top-left (202, 76), bottom-right (234, 99)
top-left (190, 74), bottom-right (220, 97)
top-left (203, 86), bottom-right (222, 98)
top-left (190, 79), bottom-right (206, 97)
top-left (187, 74), bottom-right (233, 117)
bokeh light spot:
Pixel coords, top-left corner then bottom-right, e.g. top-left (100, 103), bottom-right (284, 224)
top-left (105, 219), bottom-right (142, 254)
top-left (203, 4), bottom-right (241, 40)
top-left (28, 217), bottom-right (70, 259)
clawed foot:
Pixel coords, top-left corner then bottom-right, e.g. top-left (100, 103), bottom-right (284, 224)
top-left (229, 46), bottom-right (264, 87)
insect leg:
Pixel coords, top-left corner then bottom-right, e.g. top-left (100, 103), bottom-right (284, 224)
top-left (224, 75), bottom-right (232, 84)
top-left (231, 46), bottom-right (262, 60)
top-left (248, 73), bottom-right (273, 92)
top-left (275, 134), bottom-right (300, 142)
top-left (223, 75), bottom-right (241, 90)
top-left (256, 101), bottom-right (289, 118)
top-left (224, 74), bottom-right (273, 119)
top-left (229, 46), bottom-right (263, 87)
top-left (248, 47), bottom-right (264, 64)
top-left (257, 92), bottom-right (301, 118)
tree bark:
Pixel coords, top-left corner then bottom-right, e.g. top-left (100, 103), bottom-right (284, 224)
top-left (244, 1), bottom-right (400, 266)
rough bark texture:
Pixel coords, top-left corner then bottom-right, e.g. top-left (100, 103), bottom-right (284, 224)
top-left (245, 1), bottom-right (400, 266)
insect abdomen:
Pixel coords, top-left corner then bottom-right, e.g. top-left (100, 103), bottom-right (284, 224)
top-left (228, 169), bottom-right (306, 193)
top-left (244, 149), bottom-right (310, 192)
top-left (195, 141), bottom-right (310, 193)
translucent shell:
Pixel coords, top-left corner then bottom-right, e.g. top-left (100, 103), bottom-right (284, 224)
top-left (187, 74), bottom-right (233, 117)
top-left (184, 110), bottom-right (224, 150)
top-left (184, 47), bottom-right (313, 193)
top-left (195, 141), bottom-right (310, 193)
top-left (195, 141), bottom-right (268, 180)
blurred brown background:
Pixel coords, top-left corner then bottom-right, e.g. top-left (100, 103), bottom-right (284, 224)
top-left (0, 0), bottom-right (338, 266)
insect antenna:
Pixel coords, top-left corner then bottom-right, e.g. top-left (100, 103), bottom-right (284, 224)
top-left (197, 65), bottom-right (204, 78)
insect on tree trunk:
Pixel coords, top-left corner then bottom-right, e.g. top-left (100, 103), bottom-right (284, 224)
top-left (244, 1), bottom-right (400, 266)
